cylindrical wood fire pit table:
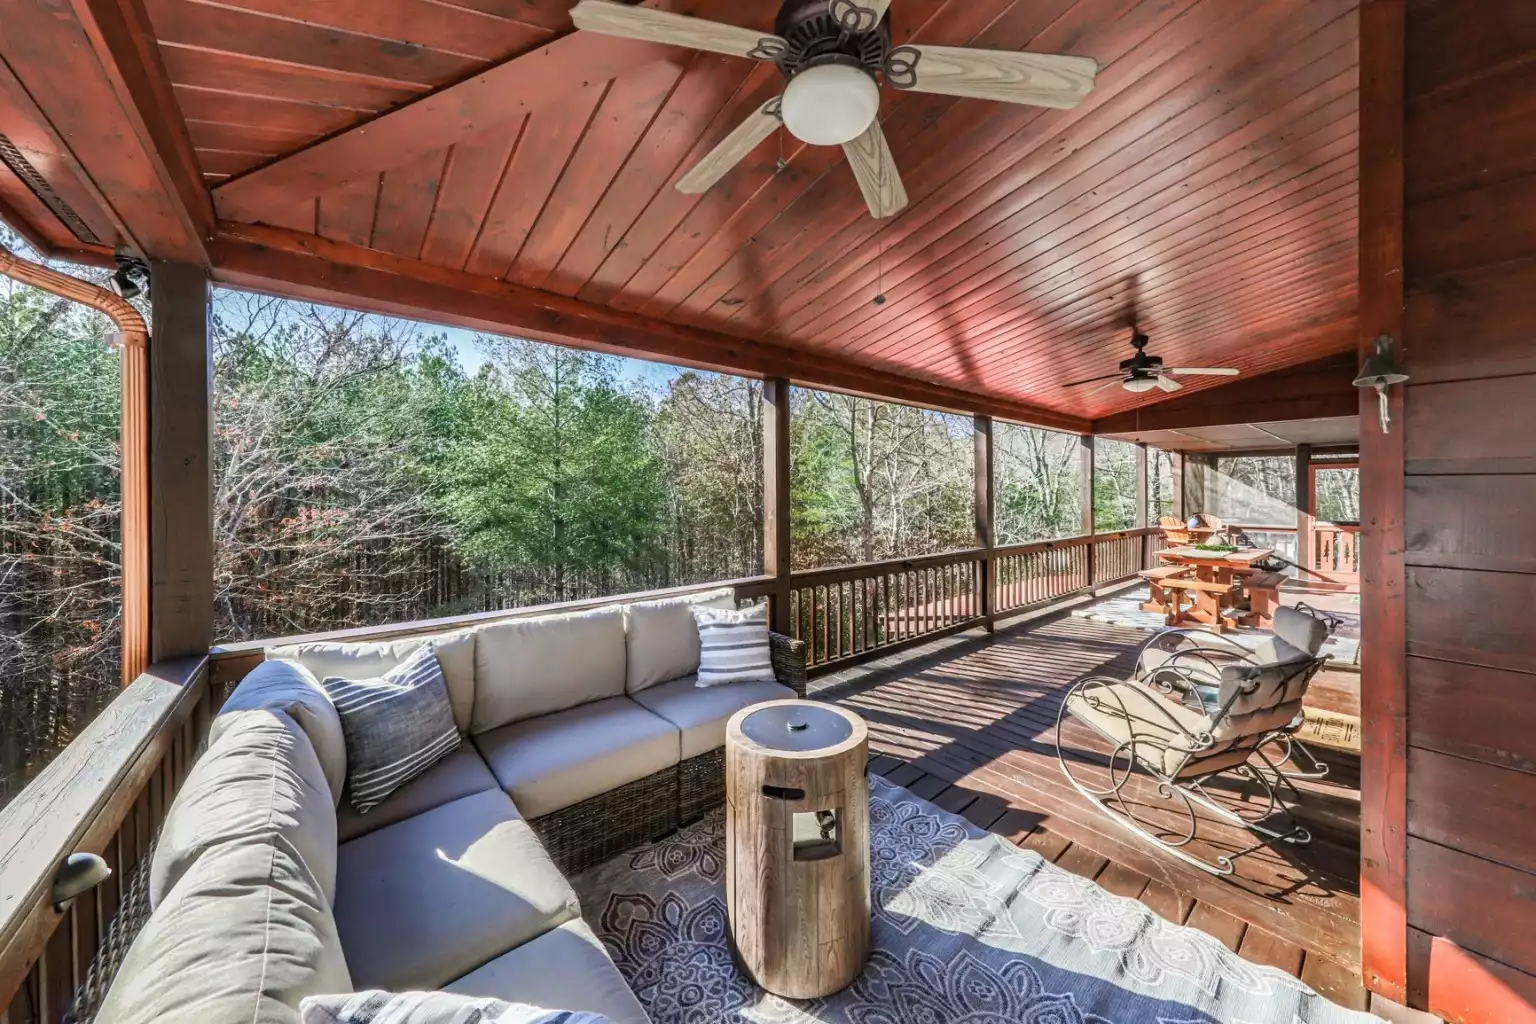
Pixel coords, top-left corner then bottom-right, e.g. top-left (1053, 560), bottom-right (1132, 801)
top-left (725, 700), bottom-right (869, 999)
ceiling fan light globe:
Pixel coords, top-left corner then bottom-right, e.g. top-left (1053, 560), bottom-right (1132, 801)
top-left (782, 64), bottom-right (881, 146)
top-left (1122, 376), bottom-right (1158, 393)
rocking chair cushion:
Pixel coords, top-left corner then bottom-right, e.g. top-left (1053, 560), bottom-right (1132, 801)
top-left (1272, 605), bottom-right (1328, 656)
top-left (1065, 679), bottom-right (1249, 779)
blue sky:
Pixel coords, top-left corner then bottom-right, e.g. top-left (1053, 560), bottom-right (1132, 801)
top-left (438, 323), bottom-right (683, 389)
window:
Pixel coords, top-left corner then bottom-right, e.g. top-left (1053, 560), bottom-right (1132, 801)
top-left (1092, 438), bottom-right (1139, 532)
top-left (994, 422), bottom-right (1082, 544)
top-left (1212, 455), bottom-right (1295, 525)
top-left (0, 231), bottom-right (124, 805)
top-left (790, 389), bottom-right (974, 570)
top-left (1314, 466), bottom-right (1359, 522)
top-left (212, 292), bottom-right (762, 642)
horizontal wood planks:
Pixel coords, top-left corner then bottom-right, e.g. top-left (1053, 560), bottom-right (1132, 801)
top-left (830, 608), bottom-right (1366, 971)
top-left (15, 0), bottom-right (1354, 424)
top-left (860, 735), bottom-right (1366, 1009)
top-left (1398, 2), bottom-right (1536, 1019)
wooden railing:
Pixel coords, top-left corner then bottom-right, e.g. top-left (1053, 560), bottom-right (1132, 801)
top-left (0, 657), bottom-right (212, 1021)
top-left (1314, 522), bottom-right (1360, 577)
top-left (781, 548), bottom-right (987, 668)
top-left (789, 528), bottom-right (1161, 671)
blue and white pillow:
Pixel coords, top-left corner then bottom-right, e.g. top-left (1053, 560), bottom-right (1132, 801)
top-left (300, 990), bottom-right (610, 1023)
top-left (322, 645), bottom-right (460, 814)
top-left (692, 602), bottom-right (776, 687)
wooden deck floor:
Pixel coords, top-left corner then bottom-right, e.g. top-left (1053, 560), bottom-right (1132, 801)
top-left (825, 605), bottom-right (1369, 1012)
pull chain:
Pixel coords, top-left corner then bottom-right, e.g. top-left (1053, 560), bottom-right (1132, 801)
top-left (873, 221), bottom-right (887, 306)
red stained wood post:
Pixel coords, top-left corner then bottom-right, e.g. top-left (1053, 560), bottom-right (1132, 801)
top-left (763, 378), bottom-right (792, 636)
top-left (1296, 443), bottom-right (1315, 572)
top-left (148, 261), bottom-right (215, 662)
top-left (1357, 0), bottom-right (1409, 1004)
top-left (974, 415), bottom-right (995, 632)
top-left (1134, 442), bottom-right (1149, 566)
top-left (1080, 435), bottom-right (1096, 585)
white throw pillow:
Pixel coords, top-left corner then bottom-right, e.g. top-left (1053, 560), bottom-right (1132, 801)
top-left (692, 602), bottom-right (776, 687)
top-left (300, 990), bottom-right (610, 1024)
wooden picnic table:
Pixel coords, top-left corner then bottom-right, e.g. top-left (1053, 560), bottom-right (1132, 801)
top-left (1158, 545), bottom-right (1274, 584)
top-left (1152, 546), bottom-right (1275, 631)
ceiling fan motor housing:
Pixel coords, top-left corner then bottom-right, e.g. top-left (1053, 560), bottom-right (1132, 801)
top-left (773, 0), bottom-right (891, 79)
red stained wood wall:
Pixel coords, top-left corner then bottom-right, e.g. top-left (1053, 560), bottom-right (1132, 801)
top-left (1385, 1), bottom-right (1536, 1019)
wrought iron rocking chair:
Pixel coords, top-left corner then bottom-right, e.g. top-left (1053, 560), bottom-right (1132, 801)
top-left (1056, 606), bottom-right (1331, 875)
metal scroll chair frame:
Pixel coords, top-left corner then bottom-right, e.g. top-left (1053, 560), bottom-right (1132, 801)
top-left (1135, 628), bottom-right (1334, 782)
top-left (1055, 648), bottom-right (1329, 876)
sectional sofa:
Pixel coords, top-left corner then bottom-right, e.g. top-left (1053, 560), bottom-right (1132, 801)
top-left (96, 587), bottom-right (808, 1024)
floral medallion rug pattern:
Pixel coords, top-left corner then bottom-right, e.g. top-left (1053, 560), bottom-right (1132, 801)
top-left (572, 776), bottom-right (1378, 1024)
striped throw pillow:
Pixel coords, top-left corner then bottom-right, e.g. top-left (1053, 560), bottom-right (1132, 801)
top-left (300, 990), bottom-right (610, 1023)
top-left (322, 645), bottom-right (460, 814)
top-left (692, 602), bottom-right (776, 688)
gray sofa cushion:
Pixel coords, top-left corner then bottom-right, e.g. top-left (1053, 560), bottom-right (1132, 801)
top-left (445, 920), bottom-right (648, 1024)
top-left (271, 629), bottom-right (477, 734)
top-left (622, 586), bottom-right (736, 693)
top-left (336, 744), bottom-right (500, 844)
top-left (323, 645), bottom-right (461, 814)
top-left (473, 697), bottom-right (679, 819)
top-left (152, 708), bottom-right (338, 908)
top-left (472, 607), bottom-right (628, 733)
top-left (97, 838), bottom-right (351, 1024)
top-left (632, 675), bottom-right (795, 760)
top-left (334, 790), bottom-right (579, 991)
top-left (217, 659), bottom-right (347, 804)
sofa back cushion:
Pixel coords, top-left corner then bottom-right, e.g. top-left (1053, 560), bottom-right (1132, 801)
top-left (218, 660), bottom-right (347, 804)
top-left (471, 607), bottom-right (626, 734)
top-left (622, 587), bottom-right (736, 694)
top-left (152, 708), bottom-right (338, 908)
top-left (270, 629), bottom-right (476, 734)
top-left (97, 837), bottom-right (351, 1024)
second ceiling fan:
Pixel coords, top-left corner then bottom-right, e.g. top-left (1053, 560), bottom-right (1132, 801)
top-left (570, 0), bottom-right (1099, 219)
top-left (1065, 332), bottom-right (1240, 396)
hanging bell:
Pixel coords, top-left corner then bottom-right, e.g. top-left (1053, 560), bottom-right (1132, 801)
top-left (1353, 334), bottom-right (1409, 434)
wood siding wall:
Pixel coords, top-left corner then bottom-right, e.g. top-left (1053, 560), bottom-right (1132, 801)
top-left (1398, 1), bottom-right (1536, 1018)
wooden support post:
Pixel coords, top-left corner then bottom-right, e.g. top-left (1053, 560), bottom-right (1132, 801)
top-left (1296, 443), bottom-right (1315, 572)
top-left (148, 261), bottom-right (214, 662)
top-left (1134, 442), bottom-right (1149, 567)
top-left (1080, 435), bottom-right (1096, 585)
top-left (1170, 451), bottom-right (1185, 520)
top-left (763, 378), bottom-right (792, 636)
top-left (1357, 0), bottom-right (1408, 1004)
top-left (974, 415), bottom-right (995, 631)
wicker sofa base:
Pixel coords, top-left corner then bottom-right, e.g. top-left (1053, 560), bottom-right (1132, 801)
top-left (679, 747), bottom-right (727, 824)
top-left (529, 765), bottom-right (680, 875)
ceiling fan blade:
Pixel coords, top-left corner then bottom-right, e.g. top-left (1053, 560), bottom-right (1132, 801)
top-left (1155, 375), bottom-right (1184, 392)
top-left (571, 0), bottom-right (787, 60)
top-left (675, 98), bottom-right (783, 195)
top-left (1088, 379), bottom-right (1123, 396)
top-left (1063, 372), bottom-right (1122, 388)
top-left (1166, 367), bottom-right (1240, 376)
top-left (842, 121), bottom-right (908, 219)
top-left (895, 45), bottom-right (1098, 109)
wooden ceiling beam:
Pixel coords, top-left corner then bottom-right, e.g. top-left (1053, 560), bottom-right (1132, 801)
top-left (0, 0), bottom-right (210, 262)
top-left (211, 31), bottom-right (690, 223)
top-left (1089, 352), bottom-right (1359, 434)
top-left (210, 220), bottom-right (1089, 433)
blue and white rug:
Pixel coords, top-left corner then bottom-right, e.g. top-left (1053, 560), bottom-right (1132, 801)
top-left (572, 776), bottom-right (1377, 1023)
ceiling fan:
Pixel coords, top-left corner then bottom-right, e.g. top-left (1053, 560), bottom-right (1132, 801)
top-left (1064, 332), bottom-right (1240, 396)
top-left (569, 0), bottom-right (1098, 219)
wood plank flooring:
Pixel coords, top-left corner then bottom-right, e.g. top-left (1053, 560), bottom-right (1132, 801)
top-left (831, 606), bottom-right (1367, 1010)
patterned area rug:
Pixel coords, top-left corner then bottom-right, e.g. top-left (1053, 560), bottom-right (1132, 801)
top-left (572, 777), bottom-right (1377, 1023)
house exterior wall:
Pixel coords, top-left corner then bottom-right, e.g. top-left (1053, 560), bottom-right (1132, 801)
top-left (1384, 1), bottom-right (1536, 1018)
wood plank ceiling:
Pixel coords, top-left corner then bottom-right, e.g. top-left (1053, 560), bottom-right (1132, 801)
top-left (0, 0), bottom-right (1359, 423)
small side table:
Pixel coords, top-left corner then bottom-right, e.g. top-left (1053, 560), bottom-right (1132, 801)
top-left (725, 700), bottom-right (869, 999)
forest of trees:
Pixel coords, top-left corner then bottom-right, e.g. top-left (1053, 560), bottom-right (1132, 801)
top-left (0, 228), bottom-right (1156, 803)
